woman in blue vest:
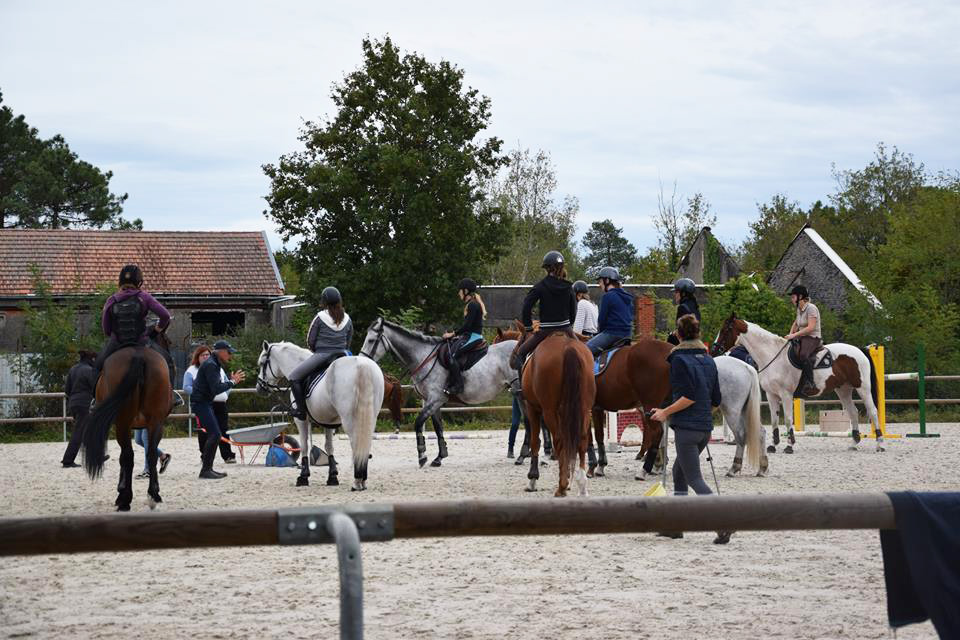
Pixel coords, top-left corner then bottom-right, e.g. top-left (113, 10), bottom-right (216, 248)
top-left (586, 266), bottom-right (634, 356)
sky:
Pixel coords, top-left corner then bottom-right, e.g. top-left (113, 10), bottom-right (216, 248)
top-left (2, 1), bottom-right (959, 255)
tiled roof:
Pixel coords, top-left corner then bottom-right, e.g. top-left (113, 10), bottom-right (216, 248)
top-left (0, 230), bottom-right (284, 297)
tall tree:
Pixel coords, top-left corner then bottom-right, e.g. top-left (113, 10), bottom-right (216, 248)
top-left (263, 37), bottom-right (507, 332)
top-left (484, 147), bottom-right (579, 284)
top-left (739, 193), bottom-right (810, 273)
top-left (652, 182), bottom-right (716, 272)
top-left (0, 91), bottom-right (136, 229)
top-left (680, 192), bottom-right (717, 251)
top-left (581, 218), bottom-right (637, 276)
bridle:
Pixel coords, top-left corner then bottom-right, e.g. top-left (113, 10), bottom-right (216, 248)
top-left (716, 319), bottom-right (789, 375)
top-left (360, 319), bottom-right (386, 360)
top-left (256, 343), bottom-right (287, 395)
top-left (359, 319), bottom-right (443, 383)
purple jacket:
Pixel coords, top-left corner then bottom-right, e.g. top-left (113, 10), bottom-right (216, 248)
top-left (101, 289), bottom-right (171, 338)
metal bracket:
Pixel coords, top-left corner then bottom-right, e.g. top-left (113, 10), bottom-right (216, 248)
top-left (278, 504), bottom-right (395, 544)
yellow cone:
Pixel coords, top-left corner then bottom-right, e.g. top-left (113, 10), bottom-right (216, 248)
top-left (644, 481), bottom-right (666, 497)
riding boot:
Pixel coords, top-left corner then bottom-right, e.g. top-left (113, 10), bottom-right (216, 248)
top-left (199, 435), bottom-right (225, 479)
top-left (444, 360), bottom-right (463, 396)
top-left (289, 378), bottom-right (307, 420)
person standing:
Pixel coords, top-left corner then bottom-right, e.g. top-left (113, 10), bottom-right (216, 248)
top-left (585, 267), bottom-right (633, 356)
top-left (667, 278), bottom-right (699, 346)
top-left (784, 284), bottom-right (822, 397)
top-left (191, 340), bottom-right (244, 479)
top-left (572, 280), bottom-right (598, 337)
top-left (61, 350), bottom-right (99, 468)
top-left (650, 314), bottom-right (731, 544)
top-left (183, 345), bottom-right (235, 463)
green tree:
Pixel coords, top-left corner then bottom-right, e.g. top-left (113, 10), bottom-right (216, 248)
top-left (652, 182), bottom-right (716, 272)
top-left (263, 37), bottom-right (508, 335)
top-left (624, 247), bottom-right (674, 284)
top-left (739, 194), bottom-right (810, 274)
top-left (581, 218), bottom-right (637, 276)
top-left (485, 147), bottom-right (579, 284)
top-left (680, 192), bottom-right (717, 252)
top-left (700, 275), bottom-right (794, 345)
top-left (0, 91), bottom-right (137, 229)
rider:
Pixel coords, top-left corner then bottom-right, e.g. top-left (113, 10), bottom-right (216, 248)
top-left (288, 286), bottom-right (353, 420)
top-left (785, 284), bottom-right (821, 397)
top-left (667, 278), bottom-right (699, 346)
top-left (586, 267), bottom-right (634, 356)
top-left (510, 250), bottom-right (577, 370)
top-left (572, 280), bottom-right (598, 337)
top-left (95, 264), bottom-right (182, 407)
top-left (441, 278), bottom-right (486, 396)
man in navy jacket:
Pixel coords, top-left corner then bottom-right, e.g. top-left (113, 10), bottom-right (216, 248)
top-left (193, 340), bottom-right (245, 479)
top-left (586, 266), bottom-right (634, 356)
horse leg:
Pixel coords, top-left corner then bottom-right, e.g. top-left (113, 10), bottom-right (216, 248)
top-left (352, 438), bottom-right (369, 492)
top-left (587, 429), bottom-right (597, 478)
top-left (515, 416), bottom-right (531, 466)
top-left (575, 411), bottom-right (591, 497)
top-left (115, 430), bottom-right (134, 512)
top-left (146, 425), bottom-right (162, 507)
top-left (525, 404), bottom-right (542, 492)
top-left (325, 427), bottom-right (339, 486)
top-left (594, 408), bottom-right (607, 477)
top-left (296, 418), bottom-right (311, 487)
top-left (836, 387), bottom-right (864, 451)
top-left (430, 413), bottom-right (448, 467)
top-left (413, 406), bottom-right (432, 468)
top-left (859, 382), bottom-right (884, 452)
top-left (767, 395), bottom-right (781, 453)
top-left (543, 410), bottom-right (568, 497)
top-left (781, 393), bottom-right (796, 454)
top-left (725, 406), bottom-right (745, 477)
top-left (542, 421), bottom-right (554, 459)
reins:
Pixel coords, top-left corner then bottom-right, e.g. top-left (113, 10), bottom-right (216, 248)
top-left (755, 339), bottom-right (791, 375)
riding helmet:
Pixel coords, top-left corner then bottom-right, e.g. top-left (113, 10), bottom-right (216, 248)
top-left (572, 280), bottom-right (589, 294)
top-left (789, 284), bottom-right (809, 300)
top-left (541, 250), bottom-right (564, 268)
top-left (458, 278), bottom-right (478, 294)
top-left (673, 277), bottom-right (696, 295)
top-left (321, 286), bottom-right (342, 306)
top-left (597, 266), bottom-right (621, 282)
top-left (118, 264), bottom-right (143, 288)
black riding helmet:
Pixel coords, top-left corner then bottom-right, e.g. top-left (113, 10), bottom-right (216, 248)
top-left (542, 250), bottom-right (564, 268)
top-left (118, 264), bottom-right (143, 288)
top-left (673, 277), bottom-right (696, 295)
top-left (572, 280), bottom-right (589, 294)
top-left (458, 278), bottom-right (478, 294)
top-left (321, 286), bottom-right (342, 306)
top-left (597, 266), bottom-right (621, 282)
top-left (789, 285), bottom-right (809, 300)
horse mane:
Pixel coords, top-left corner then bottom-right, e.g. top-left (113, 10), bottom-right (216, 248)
top-left (745, 321), bottom-right (786, 344)
top-left (382, 319), bottom-right (444, 344)
top-left (274, 341), bottom-right (312, 357)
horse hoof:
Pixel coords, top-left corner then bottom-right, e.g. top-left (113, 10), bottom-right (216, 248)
top-left (296, 477), bottom-right (309, 487)
top-left (418, 457), bottom-right (427, 468)
top-left (116, 504), bottom-right (130, 512)
top-left (326, 477), bottom-right (339, 486)
top-left (586, 470), bottom-right (594, 478)
top-left (634, 473), bottom-right (646, 481)
top-left (514, 457), bottom-right (526, 466)
top-left (595, 468), bottom-right (605, 478)
top-left (554, 490), bottom-right (567, 498)
top-left (725, 471), bottom-right (736, 478)
top-left (784, 445), bottom-right (794, 454)
top-left (877, 446), bottom-right (886, 453)
top-left (430, 458), bottom-right (442, 467)
top-left (766, 445), bottom-right (776, 453)
top-left (524, 487), bottom-right (537, 492)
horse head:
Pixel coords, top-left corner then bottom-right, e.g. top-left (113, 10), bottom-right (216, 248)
top-left (710, 313), bottom-right (748, 356)
top-left (256, 340), bottom-right (287, 395)
top-left (360, 317), bottom-right (389, 360)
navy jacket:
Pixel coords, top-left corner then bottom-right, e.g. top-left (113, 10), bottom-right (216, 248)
top-left (597, 287), bottom-right (634, 336)
top-left (64, 359), bottom-right (97, 411)
top-left (191, 352), bottom-right (235, 405)
top-left (677, 296), bottom-right (701, 323)
top-left (667, 346), bottom-right (721, 431)
top-left (521, 276), bottom-right (577, 330)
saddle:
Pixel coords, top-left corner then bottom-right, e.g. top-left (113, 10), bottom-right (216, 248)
top-left (593, 338), bottom-right (631, 376)
top-left (439, 338), bottom-right (488, 372)
top-left (787, 340), bottom-right (833, 371)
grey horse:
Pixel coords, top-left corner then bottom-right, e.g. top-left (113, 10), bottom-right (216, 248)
top-left (360, 318), bottom-right (518, 467)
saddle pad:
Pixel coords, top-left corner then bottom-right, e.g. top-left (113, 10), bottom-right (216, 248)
top-left (306, 369), bottom-right (327, 395)
top-left (787, 342), bottom-right (833, 370)
top-left (594, 347), bottom-right (622, 376)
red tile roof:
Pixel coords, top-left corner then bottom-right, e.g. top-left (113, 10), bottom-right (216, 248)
top-left (0, 230), bottom-right (284, 296)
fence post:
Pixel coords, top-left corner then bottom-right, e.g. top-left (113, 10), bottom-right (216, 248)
top-left (793, 398), bottom-right (805, 432)
top-left (62, 395), bottom-right (67, 443)
top-left (907, 343), bottom-right (939, 438)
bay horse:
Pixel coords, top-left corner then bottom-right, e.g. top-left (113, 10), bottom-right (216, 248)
top-left (83, 328), bottom-right (172, 511)
top-left (383, 373), bottom-right (405, 432)
top-left (256, 342), bottom-right (383, 490)
top-left (513, 328), bottom-right (596, 496)
top-left (712, 313), bottom-right (882, 453)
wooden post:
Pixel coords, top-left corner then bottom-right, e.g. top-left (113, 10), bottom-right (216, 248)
top-left (907, 343), bottom-right (939, 438)
top-left (793, 398), bottom-right (804, 432)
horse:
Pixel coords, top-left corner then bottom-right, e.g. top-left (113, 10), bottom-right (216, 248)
top-left (714, 355), bottom-right (767, 476)
top-left (82, 328), bottom-right (173, 511)
top-left (360, 318), bottom-right (517, 468)
top-left (256, 341), bottom-right (384, 490)
top-left (512, 328), bottom-right (596, 496)
top-left (712, 313), bottom-right (883, 453)
top-left (383, 373), bottom-right (405, 432)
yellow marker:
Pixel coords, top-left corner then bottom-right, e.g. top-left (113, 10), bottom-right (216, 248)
top-left (866, 345), bottom-right (900, 439)
top-left (644, 482), bottom-right (667, 497)
top-left (793, 398), bottom-right (805, 432)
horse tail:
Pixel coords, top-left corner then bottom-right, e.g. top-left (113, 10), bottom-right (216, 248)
top-left (558, 346), bottom-right (584, 468)
top-left (83, 352), bottom-right (146, 480)
top-left (744, 364), bottom-right (762, 470)
top-left (351, 361), bottom-right (377, 471)
top-left (862, 347), bottom-right (879, 410)
top-left (385, 375), bottom-right (404, 426)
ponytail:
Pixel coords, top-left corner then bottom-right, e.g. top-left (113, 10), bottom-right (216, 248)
top-left (465, 293), bottom-right (487, 319)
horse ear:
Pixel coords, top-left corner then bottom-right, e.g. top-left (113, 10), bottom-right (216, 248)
top-left (262, 340), bottom-right (269, 350)
top-left (496, 327), bottom-right (503, 338)
top-left (514, 319), bottom-right (522, 332)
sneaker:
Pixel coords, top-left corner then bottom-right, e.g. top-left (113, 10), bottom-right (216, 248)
top-left (61, 461), bottom-right (81, 468)
top-left (159, 453), bottom-right (172, 474)
top-left (224, 457), bottom-right (237, 464)
top-left (136, 471), bottom-right (150, 479)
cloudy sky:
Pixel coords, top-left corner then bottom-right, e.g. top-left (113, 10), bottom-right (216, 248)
top-left (2, 1), bottom-right (958, 254)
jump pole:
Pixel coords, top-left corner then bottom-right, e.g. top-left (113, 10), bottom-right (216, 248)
top-left (906, 343), bottom-right (939, 438)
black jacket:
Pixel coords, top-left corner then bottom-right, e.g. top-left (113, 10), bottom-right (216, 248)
top-left (677, 296), bottom-right (701, 322)
top-left (64, 359), bottom-right (97, 411)
top-left (456, 300), bottom-right (484, 336)
top-left (522, 275), bottom-right (577, 330)
top-left (191, 352), bottom-right (235, 404)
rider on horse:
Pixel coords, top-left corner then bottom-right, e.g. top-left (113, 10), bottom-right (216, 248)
top-left (510, 250), bottom-right (577, 370)
top-left (441, 278), bottom-right (486, 396)
top-left (785, 284), bottom-right (821, 397)
top-left (667, 277), bottom-right (699, 346)
top-left (586, 266), bottom-right (633, 356)
top-left (572, 280), bottom-right (598, 337)
top-left (288, 286), bottom-right (353, 420)
top-left (94, 264), bottom-right (182, 407)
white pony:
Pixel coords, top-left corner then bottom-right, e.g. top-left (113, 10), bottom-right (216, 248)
top-left (714, 355), bottom-right (768, 476)
top-left (255, 341), bottom-right (384, 490)
top-left (715, 315), bottom-right (883, 454)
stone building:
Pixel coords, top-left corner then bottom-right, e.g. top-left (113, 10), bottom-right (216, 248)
top-left (0, 229), bottom-right (287, 385)
top-left (767, 224), bottom-right (882, 312)
top-left (676, 227), bottom-right (740, 284)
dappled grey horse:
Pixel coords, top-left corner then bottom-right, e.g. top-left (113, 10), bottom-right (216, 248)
top-left (360, 318), bottom-right (518, 467)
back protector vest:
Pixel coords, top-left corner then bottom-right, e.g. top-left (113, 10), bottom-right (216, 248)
top-left (112, 296), bottom-right (146, 344)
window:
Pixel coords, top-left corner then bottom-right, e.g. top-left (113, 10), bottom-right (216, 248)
top-left (191, 311), bottom-right (245, 339)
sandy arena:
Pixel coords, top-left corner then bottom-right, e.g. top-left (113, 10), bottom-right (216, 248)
top-left (0, 424), bottom-right (954, 639)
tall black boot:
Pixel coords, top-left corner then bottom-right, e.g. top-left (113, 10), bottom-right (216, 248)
top-left (199, 434), bottom-right (225, 479)
top-left (444, 360), bottom-right (463, 396)
top-left (289, 379), bottom-right (307, 420)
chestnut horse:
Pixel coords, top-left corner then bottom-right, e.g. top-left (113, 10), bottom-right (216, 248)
top-left (83, 329), bottom-right (173, 511)
top-left (496, 325), bottom-right (668, 479)
top-left (382, 373), bottom-right (405, 432)
top-left (513, 328), bottom-right (596, 496)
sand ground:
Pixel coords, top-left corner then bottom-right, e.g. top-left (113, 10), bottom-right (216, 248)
top-left (0, 424), bottom-right (954, 640)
